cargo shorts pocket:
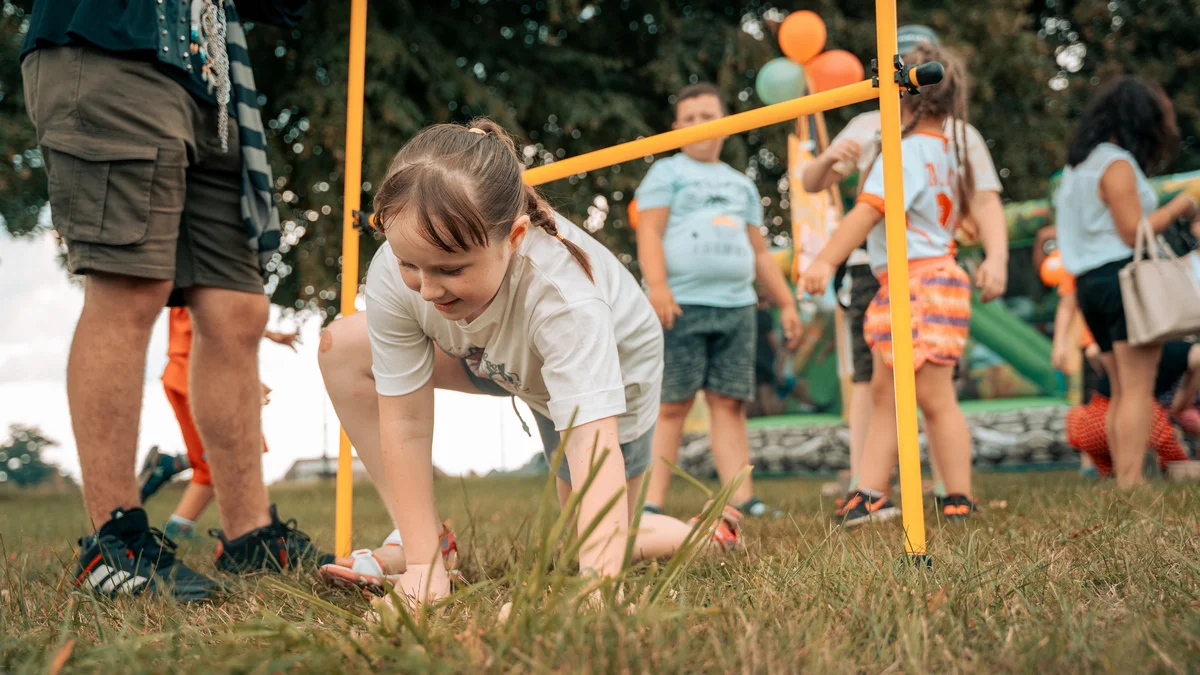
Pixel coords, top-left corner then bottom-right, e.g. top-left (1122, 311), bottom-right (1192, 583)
top-left (40, 128), bottom-right (160, 246)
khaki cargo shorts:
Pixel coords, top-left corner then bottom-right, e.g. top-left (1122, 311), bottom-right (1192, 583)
top-left (21, 46), bottom-right (263, 301)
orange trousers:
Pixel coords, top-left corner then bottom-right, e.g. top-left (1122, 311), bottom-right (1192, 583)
top-left (164, 384), bottom-right (268, 486)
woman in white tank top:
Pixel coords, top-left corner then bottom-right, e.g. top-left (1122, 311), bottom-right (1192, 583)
top-left (1054, 76), bottom-right (1197, 487)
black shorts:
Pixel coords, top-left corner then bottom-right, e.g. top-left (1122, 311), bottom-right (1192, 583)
top-left (1076, 257), bottom-right (1133, 354)
top-left (845, 265), bottom-right (880, 383)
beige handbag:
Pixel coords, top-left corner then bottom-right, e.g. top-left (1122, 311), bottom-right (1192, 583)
top-left (1118, 217), bottom-right (1200, 346)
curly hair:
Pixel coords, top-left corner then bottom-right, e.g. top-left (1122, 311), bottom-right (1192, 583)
top-left (1065, 76), bottom-right (1179, 175)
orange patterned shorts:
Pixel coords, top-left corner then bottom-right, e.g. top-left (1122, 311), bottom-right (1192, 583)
top-left (864, 259), bottom-right (972, 371)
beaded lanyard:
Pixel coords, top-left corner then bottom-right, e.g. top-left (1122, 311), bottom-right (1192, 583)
top-left (188, 0), bottom-right (232, 152)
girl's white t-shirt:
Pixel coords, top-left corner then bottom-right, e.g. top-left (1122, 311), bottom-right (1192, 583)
top-left (858, 132), bottom-right (961, 274)
top-left (1054, 142), bottom-right (1158, 276)
top-left (829, 111), bottom-right (1002, 267)
top-left (364, 213), bottom-right (663, 444)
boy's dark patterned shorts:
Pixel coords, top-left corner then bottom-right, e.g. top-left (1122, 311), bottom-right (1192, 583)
top-left (661, 304), bottom-right (757, 403)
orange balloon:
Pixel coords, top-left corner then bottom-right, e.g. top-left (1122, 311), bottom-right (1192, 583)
top-left (778, 10), bottom-right (826, 65)
top-left (806, 49), bottom-right (865, 93)
top-left (627, 198), bottom-right (639, 230)
top-left (1039, 251), bottom-right (1065, 288)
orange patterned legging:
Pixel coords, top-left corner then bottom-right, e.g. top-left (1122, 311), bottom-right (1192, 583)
top-left (1065, 393), bottom-right (1188, 477)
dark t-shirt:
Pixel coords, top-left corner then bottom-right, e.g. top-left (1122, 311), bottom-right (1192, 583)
top-left (1096, 341), bottom-right (1193, 398)
top-left (21, 0), bottom-right (306, 106)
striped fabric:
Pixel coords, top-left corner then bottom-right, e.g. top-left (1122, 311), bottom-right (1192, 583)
top-left (198, 0), bottom-right (282, 272)
top-left (864, 260), bottom-right (972, 370)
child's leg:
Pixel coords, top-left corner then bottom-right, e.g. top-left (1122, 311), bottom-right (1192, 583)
top-left (171, 482), bottom-right (215, 522)
top-left (644, 398), bottom-right (695, 510)
top-left (319, 313), bottom-right (471, 575)
top-left (705, 392), bottom-right (754, 506)
top-left (914, 364), bottom-right (972, 498)
top-left (847, 382), bottom-right (872, 487)
top-left (856, 351), bottom-right (900, 493)
top-left (557, 474), bottom-right (727, 562)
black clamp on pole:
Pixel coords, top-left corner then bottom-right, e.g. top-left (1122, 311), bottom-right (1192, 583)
top-left (352, 210), bottom-right (377, 233)
top-left (895, 56), bottom-right (945, 97)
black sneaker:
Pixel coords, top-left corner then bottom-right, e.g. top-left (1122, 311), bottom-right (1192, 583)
top-left (738, 497), bottom-right (785, 519)
top-left (212, 505), bottom-right (335, 573)
top-left (74, 508), bottom-right (218, 602)
top-left (836, 490), bottom-right (901, 528)
top-left (940, 494), bottom-right (978, 522)
top-left (139, 448), bottom-right (188, 503)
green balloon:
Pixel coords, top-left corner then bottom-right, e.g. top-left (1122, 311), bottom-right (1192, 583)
top-left (755, 57), bottom-right (807, 105)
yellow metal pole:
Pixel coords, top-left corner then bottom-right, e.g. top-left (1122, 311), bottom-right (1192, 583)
top-left (523, 80), bottom-right (879, 186)
top-left (875, 0), bottom-right (928, 558)
top-left (335, 0), bottom-right (368, 559)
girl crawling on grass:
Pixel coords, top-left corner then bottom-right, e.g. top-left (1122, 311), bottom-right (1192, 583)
top-left (315, 120), bottom-right (742, 607)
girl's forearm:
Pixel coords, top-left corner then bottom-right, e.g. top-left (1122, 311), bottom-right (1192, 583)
top-left (563, 417), bottom-right (628, 578)
top-left (815, 203), bottom-right (879, 267)
top-left (972, 191), bottom-right (1009, 262)
top-left (378, 383), bottom-right (443, 565)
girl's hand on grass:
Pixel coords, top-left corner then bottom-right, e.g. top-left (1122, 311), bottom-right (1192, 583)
top-left (800, 260), bottom-right (834, 297)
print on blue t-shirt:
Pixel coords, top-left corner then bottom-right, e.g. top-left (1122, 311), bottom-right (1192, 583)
top-left (634, 153), bottom-right (762, 308)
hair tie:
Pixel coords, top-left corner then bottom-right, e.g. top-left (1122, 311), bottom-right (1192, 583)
top-left (556, 233), bottom-right (564, 241)
top-left (467, 128), bottom-right (487, 136)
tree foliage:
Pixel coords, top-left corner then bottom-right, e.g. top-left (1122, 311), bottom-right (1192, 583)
top-left (0, 423), bottom-right (58, 487)
top-left (3, 0), bottom-right (1197, 321)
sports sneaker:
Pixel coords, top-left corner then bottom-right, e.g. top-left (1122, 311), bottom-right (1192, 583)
top-left (139, 448), bottom-right (188, 503)
top-left (163, 517), bottom-right (197, 540)
top-left (688, 502), bottom-right (743, 550)
top-left (74, 508), bottom-right (217, 602)
top-left (211, 505), bottom-right (335, 573)
top-left (318, 523), bottom-right (462, 593)
top-left (836, 490), bottom-right (901, 528)
top-left (738, 497), bottom-right (784, 519)
top-left (940, 494), bottom-right (978, 522)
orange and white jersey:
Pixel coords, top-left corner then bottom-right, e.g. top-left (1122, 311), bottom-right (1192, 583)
top-left (857, 131), bottom-right (961, 274)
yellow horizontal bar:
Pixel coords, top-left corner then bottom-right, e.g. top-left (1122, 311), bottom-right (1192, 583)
top-left (523, 79), bottom-right (880, 187)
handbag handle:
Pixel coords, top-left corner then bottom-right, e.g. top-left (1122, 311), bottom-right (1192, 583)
top-left (1133, 217), bottom-right (1166, 262)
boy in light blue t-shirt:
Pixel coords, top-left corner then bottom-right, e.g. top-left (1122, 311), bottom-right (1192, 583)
top-left (635, 82), bottom-right (802, 518)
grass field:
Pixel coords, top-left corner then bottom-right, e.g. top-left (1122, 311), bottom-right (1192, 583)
top-left (2, 472), bottom-right (1200, 673)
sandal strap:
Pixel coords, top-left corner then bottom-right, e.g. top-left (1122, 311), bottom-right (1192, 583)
top-left (347, 549), bottom-right (385, 578)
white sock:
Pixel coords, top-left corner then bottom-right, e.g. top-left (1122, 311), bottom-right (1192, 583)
top-left (383, 529), bottom-right (403, 547)
top-left (168, 514), bottom-right (196, 528)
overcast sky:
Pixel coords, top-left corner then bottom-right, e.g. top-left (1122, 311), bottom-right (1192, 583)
top-left (0, 226), bottom-right (544, 486)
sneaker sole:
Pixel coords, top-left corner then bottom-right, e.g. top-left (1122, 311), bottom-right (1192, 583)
top-left (843, 506), bottom-right (902, 528)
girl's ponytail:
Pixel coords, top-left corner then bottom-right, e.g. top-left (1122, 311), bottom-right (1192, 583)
top-left (523, 184), bottom-right (594, 282)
